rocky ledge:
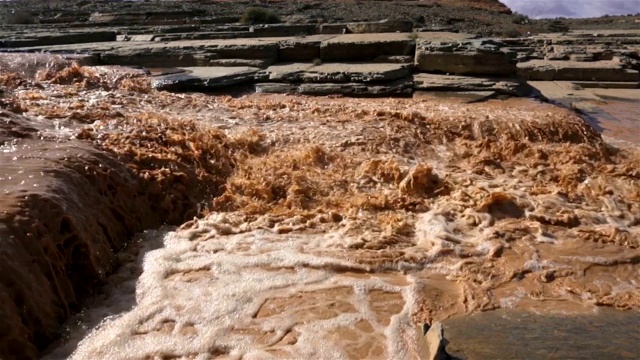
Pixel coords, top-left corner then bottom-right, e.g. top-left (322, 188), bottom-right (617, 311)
top-left (2, 26), bottom-right (637, 97)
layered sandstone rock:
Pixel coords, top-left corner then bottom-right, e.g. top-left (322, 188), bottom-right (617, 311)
top-left (517, 59), bottom-right (640, 81)
top-left (415, 39), bottom-right (518, 76)
top-left (151, 66), bottom-right (260, 90)
top-left (413, 73), bottom-right (532, 95)
top-left (320, 33), bottom-right (414, 62)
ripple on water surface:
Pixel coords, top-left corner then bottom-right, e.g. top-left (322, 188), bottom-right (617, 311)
top-left (581, 98), bottom-right (640, 145)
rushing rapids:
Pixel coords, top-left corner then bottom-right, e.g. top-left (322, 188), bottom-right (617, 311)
top-left (1, 58), bottom-right (639, 359)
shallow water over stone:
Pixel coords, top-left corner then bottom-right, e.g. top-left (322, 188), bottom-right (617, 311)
top-left (444, 308), bottom-right (640, 359)
top-left (581, 99), bottom-right (640, 145)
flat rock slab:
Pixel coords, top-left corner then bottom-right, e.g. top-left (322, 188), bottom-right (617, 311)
top-left (278, 35), bottom-right (337, 62)
top-left (304, 63), bottom-right (412, 82)
top-left (413, 73), bottom-right (531, 96)
top-left (518, 60), bottom-right (640, 82)
top-left (415, 39), bottom-right (517, 76)
top-left (255, 63), bottom-right (315, 82)
top-left (255, 77), bottom-right (413, 96)
top-left (152, 66), bottom-right (259, 90)
top-left (0, 31), bottom-right (116, 48)
top-left (320, 33), bottom-right (414, 62)
top-left (256, 62), bottom-right (412, 83)
top-left (9, 38), bottom-right (284, 68)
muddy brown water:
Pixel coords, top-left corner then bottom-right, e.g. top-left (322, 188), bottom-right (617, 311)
top-left (581, 98), bottom-right (640, 145)
top-left (2, 61), bottom-right (640, 359)
top-left (41, 93), bottom-right (639, 360)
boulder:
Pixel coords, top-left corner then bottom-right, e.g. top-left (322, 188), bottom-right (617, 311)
top-left (152, 66), bottom-right (260, 91)
top-left (415, 39), bottom-right (517, 76)
top-left (413, 73), bottom-right (532, 96)
top-left (320, 33), bottom-right (414, 62)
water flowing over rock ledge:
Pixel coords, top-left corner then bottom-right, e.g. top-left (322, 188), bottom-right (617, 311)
top-left (4, 55), bottom-right (640, 358)
top-left (1, 4), bottom-right (639, 358)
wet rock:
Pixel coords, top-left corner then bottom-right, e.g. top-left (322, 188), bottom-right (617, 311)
top-left (303, 63), bottom-right (412, 83)
top-left (320, 33), bottom-right (414, 62)
top-left (0, 31), bottom-right (116, 48)
top-left (152, 66), bottom-right (260, 90)
top-left (255, 77), bottom-right (413, 96)
top-left (415, 39), bottom-right (517, 76)
top-left (413, 73), bottom-right (532, 96)
top-left (255, 63), bottom-right (411, 83)
top-left (444, 309), bottom-right (640, 360)
top-left (417, 321), bottom-right (449, 360)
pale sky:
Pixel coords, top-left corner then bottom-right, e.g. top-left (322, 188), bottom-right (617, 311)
top-left (501, 0), bottom-right (640, 18)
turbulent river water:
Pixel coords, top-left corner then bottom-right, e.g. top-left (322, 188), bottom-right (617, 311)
top-left (1, 59), bottom-right (638, 359)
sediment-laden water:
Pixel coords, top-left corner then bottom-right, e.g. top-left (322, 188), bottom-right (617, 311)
top-left (1, 60), bottom-right (639, 359)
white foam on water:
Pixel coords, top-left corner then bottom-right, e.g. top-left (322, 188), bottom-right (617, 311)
top-left (52, 215), bottom-right (421, 360)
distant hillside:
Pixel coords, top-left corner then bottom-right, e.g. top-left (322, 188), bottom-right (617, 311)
top-left (425, 0), bottom-right (513, 14)
top-left (501, 0), bottom-right (640, 19)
